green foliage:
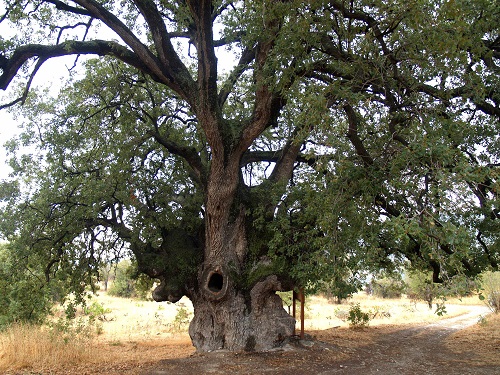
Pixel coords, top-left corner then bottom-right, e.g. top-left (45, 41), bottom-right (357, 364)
top-left (277, 291), bottom-right (293, 313)
top-left (134, 273), bottom-right (156, 300)
top-left (434, 302), bottom-right (447, 317)
top-left (406, 270), bottom-right (479, 310)
top-left (369, 275), bottom-right (406, 299)
top-left (320, 276), bottom-right (361, 304)
top-left (477, 315), bottom-right (488, 326)
top-left (49, 305), bottom-right (106, 340)
top-left (0, 0), bottom-right (499, 316)
top-left (82, 300), bottom-right (112, 335)
top-left (107, 260), bottom-right (136, 298)
top-left (405, 271), bottom-right (440, 309)
top-left (0, 242), bottom-right (56, 328)
top-left (172, 305), bottom-right (192, 332)
top-left (347, 303), bottom-right (370, 329)
top-left (83, 301), bottom-right (112, 322)
top-left (107, 259), bottom-right (154, 299)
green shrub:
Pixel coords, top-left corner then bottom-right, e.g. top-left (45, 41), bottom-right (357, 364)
top-left (320, 276), bottom-right (360, 304)
top-left (171, 305), bottom-right (192, 331)
top-left (347, 303), bottom-right (370, 328)
top-left (405, 271), bottom-right (438, 309)
top-left (107, 260), bottom-right (135, 297)
top-left (0, 243), bottom-right (54, 329)
top-left (83, 301), bottom-right (111, 322)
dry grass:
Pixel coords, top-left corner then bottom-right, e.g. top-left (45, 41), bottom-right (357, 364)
top-left (446, 312), bottom-right (500, 366)
top-left (0, 293), bottom-right (195, 374)
top-left (303, 293), bottom-right (482, 330)
top-left (0, 291), bottom-right (489, 374)
top-left (0, 323), bottom-right (103, 373)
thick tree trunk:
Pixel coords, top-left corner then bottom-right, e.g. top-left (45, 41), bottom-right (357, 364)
top-left (187, 163), bottom-right (295, 352)
top-left (189, 275), bottom-right (295, 352)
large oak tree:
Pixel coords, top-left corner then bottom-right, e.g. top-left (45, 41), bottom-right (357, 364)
top-left (1, 0), bottom-right (499, 351)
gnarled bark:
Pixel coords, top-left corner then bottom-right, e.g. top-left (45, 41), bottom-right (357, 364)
top-left (190, 274), bottom-right (294, 352)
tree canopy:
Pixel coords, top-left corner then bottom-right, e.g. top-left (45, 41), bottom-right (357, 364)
top-left (0, 0), bottom-right (499, 351)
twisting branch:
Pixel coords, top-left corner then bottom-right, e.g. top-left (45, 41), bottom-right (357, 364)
top-left (343, 103), bottom-right (374, 167)
top-left (218, 46), bottom-right (255, 107)
top-left (150, 130), bottom-right (207, 187)
top-left (133, 0), bottom-right (195, 99)
top-left (0, 57), bottom-right (46, 110)
top-left (0, 40), bottom-right (160, 93)
top-left (45, 0), bottom-right (93, 17)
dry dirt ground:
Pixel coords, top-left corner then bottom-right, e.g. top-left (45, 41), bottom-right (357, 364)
top-left (3, 297), bottom-right (499, 375)
top-left (140, 305), bottom-right (498, 375)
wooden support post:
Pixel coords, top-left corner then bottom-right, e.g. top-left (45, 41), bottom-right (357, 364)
top-left (300, 288), bottom-right (305, 339)
top-left (292, 288), bottom-right (305, 339)
top-left (292, 290), bottom-right (297, 336)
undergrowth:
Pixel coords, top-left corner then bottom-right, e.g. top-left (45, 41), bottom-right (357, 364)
top-left (0, 300), bottom-right (111, 372)
top-left (0, 322), bottom-right (102, 372)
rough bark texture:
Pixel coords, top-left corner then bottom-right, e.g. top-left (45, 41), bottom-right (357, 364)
top-left (188, 166), bottom-right (295, 352)
top-left (189, 275), bottom-right (295, 352)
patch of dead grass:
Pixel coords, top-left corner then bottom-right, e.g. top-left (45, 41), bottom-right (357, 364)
top-left (446, 312), bottom-right (500, 366)
top-left (0, 323), bottom-right (104, 373)
top-left (304, 294), bottom-right (482, 330)
top-left (0, 292), bottom-right (491, 374)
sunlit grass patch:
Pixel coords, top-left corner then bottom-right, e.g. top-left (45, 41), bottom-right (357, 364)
top-left (0, 323), bottom-right (102, 373)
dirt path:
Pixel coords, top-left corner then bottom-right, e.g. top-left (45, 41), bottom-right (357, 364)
top-left (144, 305), bottom-right (496, 375)
top-left (331, 305), bottom-right (494, 375)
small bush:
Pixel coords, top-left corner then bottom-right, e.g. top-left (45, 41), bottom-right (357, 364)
top-left (369, 305), bottom-right (391, 319)
top-left (477, 315), bottom-right (488, 326)
top-left (83, 301), bottom-right (112, 322)
top-left (481, 271), bottom-right (500, 313)
top-left (487, 291), bottom-right (500, 313)
top-left (171, 305), bottom-right (192, 332)
top-left (347, 303), bottom-right (370, 328)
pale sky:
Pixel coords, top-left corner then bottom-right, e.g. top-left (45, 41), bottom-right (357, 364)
top-left (0, 58), bottom-right (75, 180)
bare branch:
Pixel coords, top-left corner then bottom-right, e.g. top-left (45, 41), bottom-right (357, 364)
top-left (133, 0), bottom-right (195, 98)
top-left (0, 40), bottom-right (160, 93)
top-left (45, 0), bottom-right (93, 17)
top-left (0, 57), bottom-right (46, 110)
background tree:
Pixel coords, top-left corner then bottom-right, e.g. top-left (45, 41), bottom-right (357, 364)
top-left (0, 0), bottom-right (499, 351)
top-left (0, 241), bottom-right (61, 328)
top-left (107, 259), bottom-right (156, 299)
top-left (405, 270), bottom-right (440, 309)
top-left (368, 273), bottom-right (406, 300)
